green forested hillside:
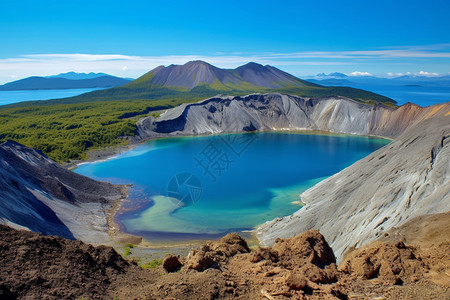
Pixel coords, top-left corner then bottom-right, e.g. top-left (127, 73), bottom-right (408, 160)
top-left (0, 100), bottom-right (174, 162)
top-left (7, 81), bottom-right (394, 107)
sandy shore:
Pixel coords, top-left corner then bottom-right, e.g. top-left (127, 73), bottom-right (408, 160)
top-left (99, 175), bottom-right (210, 260)
top-left (64, 143), bottom-right (138, 170)
top-left (103, 187), bottom-right (260, 262)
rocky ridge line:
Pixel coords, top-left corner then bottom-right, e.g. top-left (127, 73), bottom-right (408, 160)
top-left (133, 93), bottom-right (449, 142)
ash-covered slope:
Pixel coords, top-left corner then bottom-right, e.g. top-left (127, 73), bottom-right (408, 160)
top-left (134, 93), bottom-right (450, 141)
top-left (234, 62), bottom-right (310, 88)
top-left (148, 61), bottom-right (241, 89)
top-left (256, 116), bottom-right (450, 260)
top-left (0, 141), bottom-right (126, 242)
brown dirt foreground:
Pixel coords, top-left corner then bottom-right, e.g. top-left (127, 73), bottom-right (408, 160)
top-left (0, 222), bottom-right (449, 300)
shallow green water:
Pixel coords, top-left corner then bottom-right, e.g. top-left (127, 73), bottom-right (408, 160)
top-left (75, 132), bottom-right (389, 241)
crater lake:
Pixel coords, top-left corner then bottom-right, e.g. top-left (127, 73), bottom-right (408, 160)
top-left (75, 132), bottom-right (390, 242)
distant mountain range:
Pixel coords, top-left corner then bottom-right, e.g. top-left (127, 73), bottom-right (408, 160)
top-left (0, 73), bottom-right (132, 91)
top-left (316, 72), bottom-right (349, 79)
top-left (45, 72), bottom-right (111, 80)
top-left (59, 61), bottom-right (394, 106)
top-left (309, 72), bottom-right (450, 87)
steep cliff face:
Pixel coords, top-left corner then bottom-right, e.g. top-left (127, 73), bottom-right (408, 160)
top-left (0, 141), bottom-right (126, 243)
top-left (256, 116), bottom-right (450, 260)
top-left (134, 93), bottom-right (449, 142)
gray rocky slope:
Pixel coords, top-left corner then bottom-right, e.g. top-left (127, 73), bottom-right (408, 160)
top-left (134, 93), bottom-right (449, 141)
top-left (0, 141), bottom-right (126, 244)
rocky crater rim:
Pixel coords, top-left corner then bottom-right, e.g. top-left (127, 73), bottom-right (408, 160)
top-left (74, 94), bottom-right (449, 166)
top-left (1, 93), bottom-right (449, 259)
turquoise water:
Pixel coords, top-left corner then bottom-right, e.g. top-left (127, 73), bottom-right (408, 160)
top-left (75, 132), bottom-right (389, 242)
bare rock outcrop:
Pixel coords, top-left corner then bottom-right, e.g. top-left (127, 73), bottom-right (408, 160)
top-left (0, 224), bottom-right (134, 299)
top-left (339, 241), bottom-right (426, 285)
top-left (271, 229), bottom-right (336, 268)
top-left (162, 254), bottom-right (183, 272)
top-left (185, 233), bottom-right (250, 271)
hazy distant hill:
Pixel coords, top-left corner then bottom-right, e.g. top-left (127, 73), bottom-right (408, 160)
top-left (45, 72), bottom-right (111, 80)
top-left (316, 72), bottom-right (348, 79)
top-left (310, 72), bottom-right (450, 87)
top-left (0, 74), bottom-right (132, 91)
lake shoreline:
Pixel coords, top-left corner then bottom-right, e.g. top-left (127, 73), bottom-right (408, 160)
top-left (66, 128), bottom-right (393, 170)
top-left (73, 129), bottom-right (391, 251)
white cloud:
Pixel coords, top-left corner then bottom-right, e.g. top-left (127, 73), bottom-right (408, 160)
top-left (0, 44), bottom-right (448, 84)
top-left (267, 44), bottom-right (450, 59)
top-left (348, 71), bottom-right (372, 77)
top-left (415, 70), bottom-right (439, 77)
top-left (387, 72), bottom-right (406, 77)
top-left (387, 70), bottom-right (440, 77)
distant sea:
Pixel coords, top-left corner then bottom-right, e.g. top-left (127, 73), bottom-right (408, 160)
top-left (0, 88), bottom-right (104, 106)
top-left (355, 85), bottom-right (450, 107)
top-left (316, 83), bottom-right (450, 107)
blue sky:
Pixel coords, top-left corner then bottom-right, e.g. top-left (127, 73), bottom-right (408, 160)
top-left (0, 0), bottom-right (449, 83)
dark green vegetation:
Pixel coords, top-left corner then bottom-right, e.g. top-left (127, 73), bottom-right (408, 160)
top-left (0, 99), bottom-right (177, 162)
top-left (0, 62), bottom-right (396, 163)
top-left (123, 243), bottom-right (135, 257)
top-left (141, 259), bottom-right (163, 269)
top-left (71, 80), bottom-right (393, 104)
